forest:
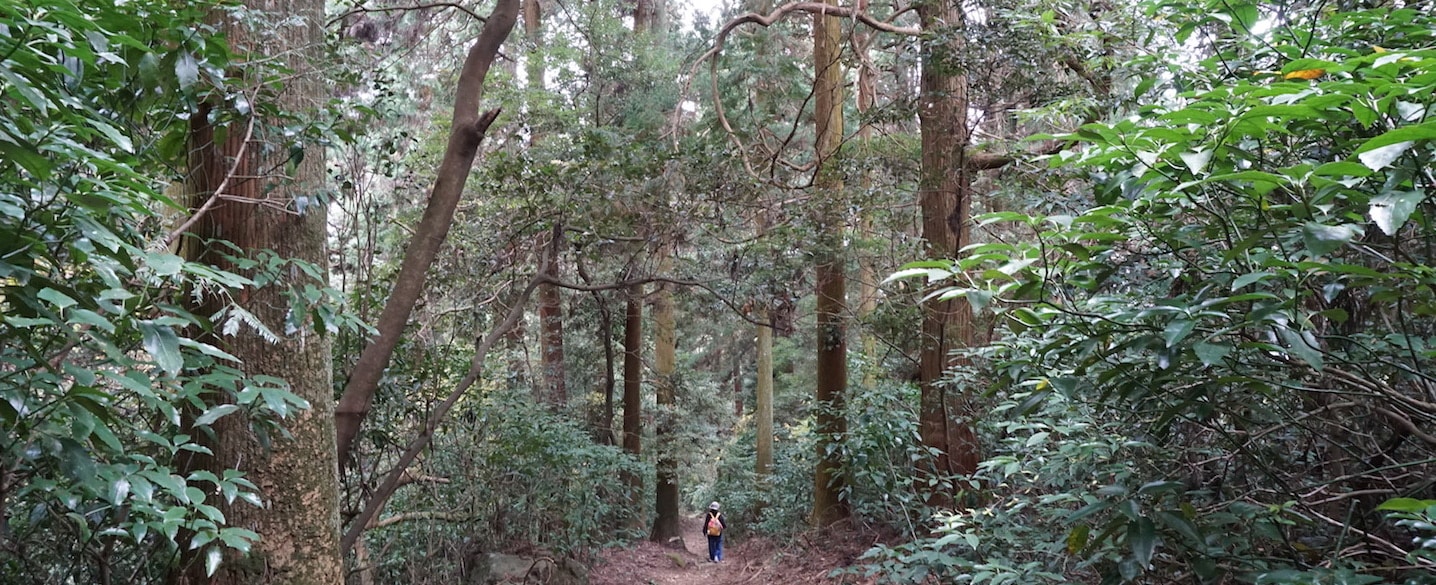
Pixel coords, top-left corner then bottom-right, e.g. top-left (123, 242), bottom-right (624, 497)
top-left (1, 0), bottom-right (1435, 583)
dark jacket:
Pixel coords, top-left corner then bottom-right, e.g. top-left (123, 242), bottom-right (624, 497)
top-left (702, 511), bottom-right (725, 536)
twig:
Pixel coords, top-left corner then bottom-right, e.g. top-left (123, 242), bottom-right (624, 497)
top-left (162, 115), bottom-right (257, 250)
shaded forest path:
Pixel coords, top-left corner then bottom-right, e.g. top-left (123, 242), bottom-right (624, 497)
top-left (588, 514), bottom-right (874, 585)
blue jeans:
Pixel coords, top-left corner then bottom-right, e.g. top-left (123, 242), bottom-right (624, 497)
top-left (707, 534), bottom-right (723, 561)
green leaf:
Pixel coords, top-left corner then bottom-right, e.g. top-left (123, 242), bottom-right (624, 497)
top-left (1357, 141), bottom-right (1413, 171)
top-left (0, 139), bottom-right (54, 178)
top-left (1163, 320), bottom-right (1194, 348)
top-left (38, 287), bottom-right (78, 311)
top-left (1068, 499), bottom-right (1113, 523)
top-left (1232, 271), bottom-right (1272, 290)
top-left (1155, 510), bottom-right (1204, 546)
top-left (146, 251), bottom-right (185, 276)
top-left (89, 119), bottom-right (134, 153)
top-left (1377, 498), bottom-right (1436, 512)
top-left (194, 404), bottom-right (241, 427)
top-left (1137, 480), bottom-right (1184, 496)
top-left (1353, 121), bottom-right (1436, 154)
top-left (205, 546), bottom-right (222, 576)
top-left (176, 52), bottom-right (199, 89)
top-left (1067, 524), bottom-right (1090, 555)
top-left (1369, 190), bottom-right (1424, 236)
top-left (1301, 222), bottom-right (1361, 256)
top-left (1129, 517), bottom-right (1157, 569)
top-left (1277, 326), bottom-right (1324, 370)
top-left (140, 321), bottom-right (183, 377)
top-left (1313, 161), bottom-right (1372, 177)
top-left (1193, 342), bottom-right (1231, 366)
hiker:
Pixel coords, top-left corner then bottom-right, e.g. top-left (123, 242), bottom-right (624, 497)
top-left (702, 501), bottom-right (726, 562)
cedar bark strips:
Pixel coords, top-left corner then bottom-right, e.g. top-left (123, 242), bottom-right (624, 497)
top-left (649, 245), bottom-right (683, 544)
top-left (179, 0), bottom-right (339, 582)
top-left (756, 306), bottom-right (775, 476)
top-left (621, 283), bottom-right (644, 507)
top-left (811, 0), bottom-right (850, 527)
top-left (916, 0), bottom-right (982, 495)
top-left (537, 227), bottom-right (567, 408)
top-left (334, 0), bottom-right (520, 462)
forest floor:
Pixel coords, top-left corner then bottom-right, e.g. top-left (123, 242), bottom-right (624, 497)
top-left (588, 514), bottom-right (880, 585)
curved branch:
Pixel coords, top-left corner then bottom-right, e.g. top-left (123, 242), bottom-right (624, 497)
top-left (684, 2), bottom-right (919, 185)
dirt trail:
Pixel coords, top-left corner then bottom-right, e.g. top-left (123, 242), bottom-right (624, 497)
top-left (589, 515), bottom-right (746, 585)
top-left (588, 514), bottom-right (876, 585)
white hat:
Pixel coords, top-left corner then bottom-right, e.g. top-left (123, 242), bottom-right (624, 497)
top-left (709, 501), bottom-right (720, 511)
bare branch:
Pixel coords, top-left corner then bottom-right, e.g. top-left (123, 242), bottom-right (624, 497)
top-left (327, 2), bottom-right (486, 28)
top-left (368, 511), bottom-right (468, 530)
top-left (684, 2), bottom-right (918, 186)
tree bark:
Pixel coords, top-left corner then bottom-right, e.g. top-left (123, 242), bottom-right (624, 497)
top-left (811, 0), bottom-right (849, 528)
top-left (650, 244), bottom-right (683, 545)
top-left (537, 226), bottom-right (567, 408)
top-left (634, 0), bottom-right (660, 35)
top-left (916, 0), bottom-right (981, 500)
top-left (756, 306), bottom-right (774, 477)
top-left (334, 0), bottom-right (520, 463)
top-left (178, 1), bottom-right (339, 582)
top-left (854, 0), bottom-right (880, 389)
top-left (621, 283), bottom-right (644, 509)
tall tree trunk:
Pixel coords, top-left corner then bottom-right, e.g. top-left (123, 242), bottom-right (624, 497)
top-left (811, 0), bottom-right (849, 528)
top-left (916, 0), bottom-right (981, 500)
top-left (524, 0), bottom-right (545, 139)
top-left (756, 306), bottom-right (775, 477)
top-left (179, 0), bottom-right (339, 582)
top-left (334, 0), bottom-right (519, 463)
top-left (634, 0), bottom-right (659, 35)
top-left (537, 227), bottom-right (567, 408)
top-left (650, 245), bottom-right (683, 545)
top-left (622, 283), bottom-right (644, 509)
top-left (855, 0), bottom-right (880, 389)
top-left (732, 347), bottom-right (743, 418)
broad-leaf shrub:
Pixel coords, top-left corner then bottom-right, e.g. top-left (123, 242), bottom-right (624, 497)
top-left (884, 1), bottom-right (1436, 583)
top-left (361, 388), bottom-right (645, 584)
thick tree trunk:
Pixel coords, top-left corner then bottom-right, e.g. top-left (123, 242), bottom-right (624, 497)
top-left (756, 306), bottom-right (774, 477)
top-left (634, 0), bottom-right (659, 34)
top-left (811, 0), bottom-right (849, 528)
top-left (621, 283), bottom-right (644, 507)
top-left (650, 245), bottom-right (683, 545)
top-left (537, 228), bottom-right (567, 408)
top-left (916, 0), bottom-right (981, 499)
top-left (179, 1), bottom-right (339, 582)
top-left (333, 0), bottom-right (519, 463)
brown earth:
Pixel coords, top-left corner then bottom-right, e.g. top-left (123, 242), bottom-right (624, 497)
top-left (588, 514), bottom-right (881, 585)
